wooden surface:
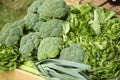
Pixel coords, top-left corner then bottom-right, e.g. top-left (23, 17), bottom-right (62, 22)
top-left (0, 69), bottom-right (45, 80)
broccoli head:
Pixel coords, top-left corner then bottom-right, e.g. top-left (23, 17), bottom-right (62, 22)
top-left (23, 0), bottom-right (70, 31)
top-left (34, 19), bottom-right (64, 38)
top-left (38, 0), bottom-right (69, 20)
top-left (27, 0), bottom-right (69, 21)
top-left (59, 43), bottom-right (85, 63)
top-left (0, 20), bottom-right (25, 47)
top-left (27, 0), bottom-right (45, 15)
top-left (19, 32), bottom-right (41, 60)
top-left (33, 21), bottom-right (44, 32)
top-left (24, 0), bottom-right (45, 31)
top-left (23, 14), bottom-right (40, 30)
top-left (37, 37), bottom-right (63, 61)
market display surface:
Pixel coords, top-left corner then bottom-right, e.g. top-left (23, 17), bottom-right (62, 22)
top-left (0, 0), bottom-right (120, 80)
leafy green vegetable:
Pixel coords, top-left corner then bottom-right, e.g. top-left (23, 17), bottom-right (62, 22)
top-left (0, 44), bottom-right (23, 72)
top-left (65, 3), bottom-right (120, 79)
top-left (89, 7), bottom-right (115, 35)
top-left (67, 3), bottom-right (94, 38)
top-left (37, 37), bottom-right (63, 61)
top-left (84, 18), bottom-right (120, 79)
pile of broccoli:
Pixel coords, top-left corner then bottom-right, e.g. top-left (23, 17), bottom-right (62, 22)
top-left (1, 0), bottom-right (85, 70)
top-left (0, 1), bottom-right (87, 79)
top-left (0, 0), bottom-right (71, 61)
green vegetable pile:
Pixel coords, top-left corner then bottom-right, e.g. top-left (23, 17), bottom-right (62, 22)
top-left (0, 0), bottom-right (120, 80)
top-left (65, 3), bottom-right (120, 79)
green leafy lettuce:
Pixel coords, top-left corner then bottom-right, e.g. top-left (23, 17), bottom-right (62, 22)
top-left (0, 44), bottom-right (24, 72)
top-left (65, 3), bottom-right (120, 79)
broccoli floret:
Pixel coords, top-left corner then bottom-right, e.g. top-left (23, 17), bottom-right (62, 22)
top-left (27, 0), bottom-right (45, 15)
top-left (0, 20), bottom-right (25, 47)
top-left (59, 43), bottom-right (85, 63)
top-left (27, 0), bottom-right (69, 21)
top-left (23, 14), bottom-right (39, 30)
top-left (33, 21), bottom-right (44, 32)
top-left (0, 23), bottom-right (12, 44)
top-left (23, 0), bottom-right (45, 31)
top-left (23, 0), bottom-right (69, 31)
top-left (19, 32), bottom-right (41, 60)
top-left (34, 19), bottom-right (64, 38)
top-left (37, 37), bottom-right (63, 61)
top-left (38, 0), bottom-right (69, 20)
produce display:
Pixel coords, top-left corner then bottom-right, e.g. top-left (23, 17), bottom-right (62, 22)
top-left (0, 0), bottom-right (120, 80)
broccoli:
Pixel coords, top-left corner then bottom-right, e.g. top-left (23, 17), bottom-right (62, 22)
top-left (27, 0), bottom-right (69, 21)
top-left (27, 0), bottom-right (45, 15)
top-left (0, 23), bottom-right (12, 44)
top-left (33, 21), bottom-right (44, 32)
top-left (38, 0), bottom-right (69, 20)
top-left (21, 0), bottom-right (70, 32)
top-left (34, 19), bottom-right (64, 38)
top-left (23, 0), bottom-right (45, 31)
top-left (37, 37), bottom-right (63, 61)
top-left (23, 14), bottom-right (40, 30)
top-left (0, 20), bottom-right (25, 47)
top-left (19, 32), bottom-right (41, 60)
top-left (59, 43), bottom-right (85, 63)
top-left (23, 13), bottom-right (45, 31)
